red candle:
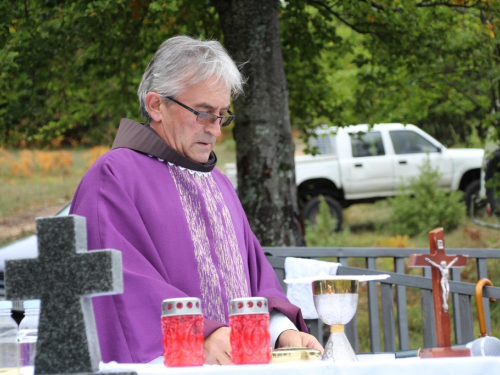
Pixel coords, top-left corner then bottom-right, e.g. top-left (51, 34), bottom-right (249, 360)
top-left (161, 298), bottom-right (204, 367)
top-left (229, 297), bottom-right (271, 365)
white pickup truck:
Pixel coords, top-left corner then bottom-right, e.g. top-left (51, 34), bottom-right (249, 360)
top-left (226, 123), bottom-right (484, 231)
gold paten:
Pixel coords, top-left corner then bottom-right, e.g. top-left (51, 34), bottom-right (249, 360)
top-left (271, 347), bottom-right (321, 363)
top-left (330, 324), bottom-right (344, 333)
top-left (312, 279), bottom-right (358, 295)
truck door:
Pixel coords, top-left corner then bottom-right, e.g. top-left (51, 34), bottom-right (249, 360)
top-left (344, 131), bottom-right (395, 198)
top-left (389, 130), bottom-right (453, 188)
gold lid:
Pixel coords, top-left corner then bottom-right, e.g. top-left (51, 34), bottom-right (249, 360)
top-left (271, 347), bottom-right (321, 363)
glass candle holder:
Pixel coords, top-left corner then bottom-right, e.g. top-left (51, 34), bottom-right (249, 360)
top-left (229, 297), bottom-right (271, 365)
top-left (161, 297), bottom-right (204, 367)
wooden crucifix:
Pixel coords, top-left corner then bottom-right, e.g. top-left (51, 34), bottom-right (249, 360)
top-left (409, 227), bottom-right (470, 358)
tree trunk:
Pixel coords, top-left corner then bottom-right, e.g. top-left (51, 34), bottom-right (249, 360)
top-left (212, 0), bottom-right (303, 246)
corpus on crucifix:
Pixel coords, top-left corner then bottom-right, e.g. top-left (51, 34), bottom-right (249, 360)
top-left (424, 256), bottom-right (459, 312)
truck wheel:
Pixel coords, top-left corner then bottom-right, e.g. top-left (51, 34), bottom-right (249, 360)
top-left (485, 150), bottom-right (500, 216)
top-left (464, 179), bottom-right (481, 215)
top-left (302, 196), bottom-right (343, 232)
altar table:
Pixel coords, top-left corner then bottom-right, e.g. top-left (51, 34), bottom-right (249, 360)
top-left (100, 356), bottom-right (500, 375)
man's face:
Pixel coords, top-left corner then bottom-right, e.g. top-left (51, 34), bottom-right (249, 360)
top-left (157, 76), bottom-right (231, 164)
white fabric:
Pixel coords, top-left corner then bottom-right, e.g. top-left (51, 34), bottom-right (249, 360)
top-left (147, 356), bottom-right (164, 364)
top-left (284, 257), bottom-right (340, 319)
top-left (269, 310), bottom-right (298, 348)
top-left (100, 356), bottom-right (500, 375)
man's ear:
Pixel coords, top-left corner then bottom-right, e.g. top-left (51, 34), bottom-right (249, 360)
top-left (145, 92), bottom-right (163, 122)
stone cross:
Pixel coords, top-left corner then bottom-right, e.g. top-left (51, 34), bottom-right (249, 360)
top-left (5, 215), bottom-right (128, 375)
top-left (409, 227), bottom-right (470, 357)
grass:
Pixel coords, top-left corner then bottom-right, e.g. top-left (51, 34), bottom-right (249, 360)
top-left (342, 200), bottom-right (500, 249)
top-left (0, 149), bottom-right (89, 246)
top-left (0, 143), bottom-right (235, 246)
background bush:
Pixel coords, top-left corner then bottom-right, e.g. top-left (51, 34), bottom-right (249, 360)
top-left (388, 157), bottom-right (465, 237)
top-left (304, 195), bottom-right (351, 246)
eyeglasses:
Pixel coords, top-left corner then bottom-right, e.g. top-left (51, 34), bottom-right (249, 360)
top-left (164, 96), bottom-right (235, 127)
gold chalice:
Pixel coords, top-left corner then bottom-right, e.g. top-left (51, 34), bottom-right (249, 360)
top-left (312, 279), bottom-right (359, 362)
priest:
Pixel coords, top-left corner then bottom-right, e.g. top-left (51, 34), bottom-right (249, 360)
top-left (70, 35), bottom-right (322, 365)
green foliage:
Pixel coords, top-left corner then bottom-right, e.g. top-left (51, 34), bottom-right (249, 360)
top-left (281, 3), bottom-right (346, 131)
top-left (304, 195), bottom-right (351, 246)
top-left (282, 1), bottom-right (500, 149)
top-left (2, 0), bottom-right (500, 149)
top-left (388, 157), bottom-right (466, 236)
top-left (0, 0), bottom-right (221, 147)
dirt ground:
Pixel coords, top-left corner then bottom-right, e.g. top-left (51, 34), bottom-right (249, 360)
top-left (0, 205), bottom-right (63, 243)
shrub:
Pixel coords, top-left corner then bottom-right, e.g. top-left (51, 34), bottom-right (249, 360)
top-left (35, 150), bottom-right (58, 174)
top-left (84, 146), bottom-right (110, 169)
top-left (56, 151), bottom-right (73, 175)
top-left (34, 150), bottom-right (73, 176)
top-left (304, 195), bottom-right (351, 246)
top-left (376, 235), bottom-right (414, 248)
top-left (388, 157), bottom-right (465, 237)
top-left (10, 150), bottom-right (34, 177)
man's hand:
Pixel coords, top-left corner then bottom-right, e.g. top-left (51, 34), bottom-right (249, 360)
top-left (204, 327), bottom-right (231, 365)
top-left (277, 330), bottom-right (324, 354)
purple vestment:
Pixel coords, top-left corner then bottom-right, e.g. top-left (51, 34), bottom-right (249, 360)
top-left (70, 119), bottom-right (306, 363)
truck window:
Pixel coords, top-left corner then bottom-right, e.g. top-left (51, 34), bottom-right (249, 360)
top-left (309, 134), bottom-right (336, 155)
top-left (389, 130), bottom-right (439, 154)
top-left (350, 131), bottom-right (385, 158)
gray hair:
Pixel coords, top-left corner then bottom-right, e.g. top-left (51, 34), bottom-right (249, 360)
top-left (138, 35), bottom-right (245, 122)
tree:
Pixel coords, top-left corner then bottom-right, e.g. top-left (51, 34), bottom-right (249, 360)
top-left (1, 1), bottom-right (145, 145)
top-left (281, 1), bottom-right (500, 148)
top-left (0, 1), bottom-right (221, 146)
top-left (213, 0), bottom-right (500, 246)
top-left (1, 0), bottom-right (304, 245)
top-left (3, 0), bottom-right (500, 247)
top-left (212, 0), bottom-right (303, 246)
top-left (388, 157), bottom-right (465, 236)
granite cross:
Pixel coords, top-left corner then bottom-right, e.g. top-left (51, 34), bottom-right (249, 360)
top-left (409, 227), bottom-right (470, 357)
top-left (4, 215), bottom-right (133, 375)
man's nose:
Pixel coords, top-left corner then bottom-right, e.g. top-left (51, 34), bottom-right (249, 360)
top-left (206, 120), bottom-right (222, 138)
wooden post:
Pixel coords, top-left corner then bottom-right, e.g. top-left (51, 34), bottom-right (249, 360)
top-left (408, 228), bottom-right (471, 358)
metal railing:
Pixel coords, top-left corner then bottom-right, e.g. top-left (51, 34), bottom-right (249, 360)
top-left (264, 246), bottom-right (500, 353)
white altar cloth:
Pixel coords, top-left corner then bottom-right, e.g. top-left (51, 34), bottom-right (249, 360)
top-left (100, 356), bottom-right (500, 375)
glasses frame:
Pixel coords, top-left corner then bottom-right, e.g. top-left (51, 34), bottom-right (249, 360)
top-left (164, 96), bottom-right (235, 127)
